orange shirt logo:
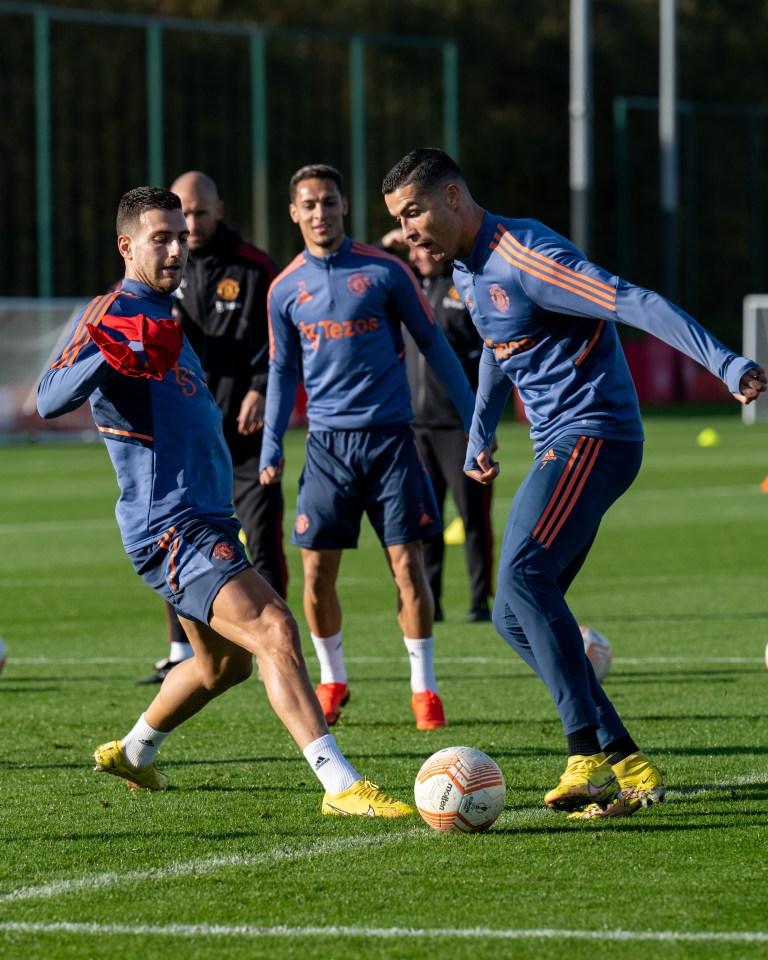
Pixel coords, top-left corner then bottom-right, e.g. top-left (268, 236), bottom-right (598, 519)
top-left (299, 317), bottom-right (379, 350)
top-left (347, 273), bottom-right (372, 296)
top-left (490, 284), bottom-right (510, 312)
top-left (213, 541), bottom-right (236, 561)
top-left (217, 277), bottom-right (240, 301)
top-left (485, 337), bottom-right (537, 361)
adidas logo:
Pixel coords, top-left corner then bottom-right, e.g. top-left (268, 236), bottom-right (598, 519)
top-left (138, 738), bottom-right (155, 746)
top-left (314, 755), bottom-right (330, 770)
top-left (539, 448), bottom-right (557, 469)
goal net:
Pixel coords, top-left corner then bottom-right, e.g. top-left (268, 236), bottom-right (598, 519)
top-left (742, 295), bottom-right (768, 424)
top-left (0, 298), bottom-right (94, 437)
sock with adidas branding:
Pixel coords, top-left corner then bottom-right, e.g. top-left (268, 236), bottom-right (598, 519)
top-left (310, 630), bottom-right (347, 685)
top-left (122, 713), bottom-right (172, 767)
top-left (403, 636), bottom-right (437, 693)
top-left (303, 733), bottom-right (359, 795)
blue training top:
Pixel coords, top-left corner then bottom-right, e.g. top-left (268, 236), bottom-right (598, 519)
top-left (454, 212), bottom-right (757, 463)
top-left (37, 278), bottom-right (234, 549)
top-left (260, 236), bottom-right (475, 470)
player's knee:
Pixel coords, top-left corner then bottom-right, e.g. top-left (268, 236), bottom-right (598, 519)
top-left (390, 550), bottom-right (426, 594)
top-left (255, 606), bottom-right (304, 665)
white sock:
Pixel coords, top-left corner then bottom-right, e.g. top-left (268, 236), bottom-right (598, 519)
top-left (310, 630), bottom-right (347, 685)
top-left (122, 713), bottom-right (172, 767)
top-left (404, 636), bottom-right (437, 693)
top-left (303, 733), bottom-right (359, 795)
top-left (170, 640), bottom-right (193, 662)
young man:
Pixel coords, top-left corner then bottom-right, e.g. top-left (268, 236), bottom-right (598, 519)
top-left (259, 164), bottom-right (475, 730)
top-left (36, 186), bottom-right (413, 817)
top-left (382, 148), bottom-right (766, 818)
top-left (138, 171), bottom-right (287, 685)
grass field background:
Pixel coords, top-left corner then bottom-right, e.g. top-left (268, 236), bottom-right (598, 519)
top-left (1, 411), bottom-right (768, 959)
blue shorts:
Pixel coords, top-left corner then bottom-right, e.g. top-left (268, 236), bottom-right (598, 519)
top-left (128, 516), bottom-right (251, 623)
top-left (290, 425), bottom-right (442, 550)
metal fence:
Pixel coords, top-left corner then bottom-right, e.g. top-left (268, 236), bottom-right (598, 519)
top-left (0, 2), bottom-right (458, 297)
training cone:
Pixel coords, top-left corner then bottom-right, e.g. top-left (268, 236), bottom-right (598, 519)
top-left (444, 516), bottom-right (465, 545)
top-left (760, 475), bottom-right (768, 493)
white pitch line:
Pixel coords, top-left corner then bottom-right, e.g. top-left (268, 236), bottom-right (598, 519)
top-left (0, 830), bottom-right (423, 905)
top-left (0, 922), bottom-right (766, 944)
top-left (6, 654), bottom-right (765, 666)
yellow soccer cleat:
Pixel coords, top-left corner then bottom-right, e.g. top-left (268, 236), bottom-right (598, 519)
top-left (321, 779), bottom-right (415, 817)
top-left (567, 752), bottom-right (666, 820)
top-left (567, 794), bottom-right (636, 820)
top-left (544, 753), bottom-right (619, 812)
top-left (613, 751), bottom-right (666, 811)
top-left (93, 739), bottom-right (169, 791)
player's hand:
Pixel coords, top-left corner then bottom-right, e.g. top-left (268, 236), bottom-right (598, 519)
top-left (238, 390), bottom-right (265, 435)
top-left (464, 446), bottom-right (499, 486)
top-left (733, 367), bottom-right (767, 405)
top-left (259, 459), bottom-right (284, 485)
top-left (380, 228), bottom-right (407, 251)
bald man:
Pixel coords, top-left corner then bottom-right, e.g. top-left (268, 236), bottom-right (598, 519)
top-left (138, 172), bottom-right (288, 684)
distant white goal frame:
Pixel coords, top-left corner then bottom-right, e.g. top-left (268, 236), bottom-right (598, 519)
top-left (742, 294), bottom-right (768, 424)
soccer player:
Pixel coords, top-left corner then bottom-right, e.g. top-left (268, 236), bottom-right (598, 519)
top-left (36, 186), bottom-right (413, 817)
top-left (259, 164), bottom-right (475, 730)
top-left (137, 171), bottom-right (288, 685)
top-left (382, 148), bottom-right (766, 818)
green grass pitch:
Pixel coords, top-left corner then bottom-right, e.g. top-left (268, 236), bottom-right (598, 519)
top-left (1, 411), bottom-right (768, 959)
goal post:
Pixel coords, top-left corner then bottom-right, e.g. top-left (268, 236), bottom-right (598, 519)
top-left (742, 294), bottom-right (768, 424)
top-left (0, 297), bottom-right (93, 436)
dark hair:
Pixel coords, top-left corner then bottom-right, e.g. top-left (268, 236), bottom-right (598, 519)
top-left (116, 186), bottom-right (181, 236)
top-left (289, 164), bottom-right (345, 201)
top-left (381, 148), bottom-right (465, 196)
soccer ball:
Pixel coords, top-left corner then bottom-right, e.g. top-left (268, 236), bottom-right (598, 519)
top-left (414, 746), bottom-right (506, 833)
top-left (0, 636), bottom-right (6, 675)
top-left (580, 625), bottom-right (612, 681)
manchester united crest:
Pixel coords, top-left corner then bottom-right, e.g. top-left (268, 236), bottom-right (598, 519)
top-left (347, 273), bottom-right (372, 296)
top-left (490, 284), bottom-right (510, 312)
top-left (212, 541), bottom-right (236, 561)
top-left (216, 277), bottom-right (241, 301)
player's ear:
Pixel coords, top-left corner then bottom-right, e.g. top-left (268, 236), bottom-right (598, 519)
top-left (117, 234), bottom-right (132, 261)
top-left (341, 196), bottom-right (349, 216)
top-left (444, 183), bottom-right (460, 209)
top-left (215, 199), bottom-right (224, 222)
top-left (289, 203), bottom-right (299, 225)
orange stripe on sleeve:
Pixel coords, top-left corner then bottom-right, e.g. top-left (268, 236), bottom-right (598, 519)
top-left (53, 291), bottom-right (123, 368)
top-left (492, 230), bottom-right (616, 312)
top-left (500, 231), bottom-right (615, 295)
